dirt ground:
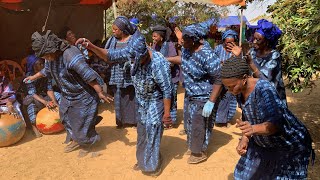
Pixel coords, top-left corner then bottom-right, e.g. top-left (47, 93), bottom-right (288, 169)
top-left (1, 81), bottom-right (319, 180)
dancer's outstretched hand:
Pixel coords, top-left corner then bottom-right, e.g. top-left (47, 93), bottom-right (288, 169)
top-left (98, 92), bottom-right (114, 103)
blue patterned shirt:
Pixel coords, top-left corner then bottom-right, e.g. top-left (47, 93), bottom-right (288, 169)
top-left (249, 48), bottom-right (287, 105)
top-left (41, 46), bottom-right (104, 102)
top-left (181, 41), bottom-right (221, 98)
top-left (153, 41), bottom-right (180, 83)
top-left (105, 36), bottom-right (133, 88)
top-left (239, 79), bottom-right (311, 150)
top-left (132, 50), bottom-right (172, 103)
top-left (213, 44), bottom-right (232, 62)
top-left (26, 72), bottom-right (53, 96)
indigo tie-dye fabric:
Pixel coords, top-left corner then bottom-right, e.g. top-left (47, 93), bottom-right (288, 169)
top-left (249, 48), bottom-right (287, 106)
top-left (181, 41), bottom-right (221, 153)
top-left (234, 79), bottom-right (312, 179)
top-left (152, 41), bottom-right (179, 124)
top-left (213, 44), bottom-right (237, 123)
top-left (133, 51), bottom-right (172, 172)
top-left (41, 46), bottom-right (103, 145)
top-left (105, 36), bottom-right (137, 126)
top-left (25, 71), bottom-right (61, 124)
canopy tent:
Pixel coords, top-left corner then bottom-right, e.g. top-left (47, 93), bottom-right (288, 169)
top-left (174, 0), bottom-right (245, 6)
top-left (0, 0), bottom-right (113, 11)
top-left (0, 0), bottom-right (113, 60)
top-left (218, 16), bottom-right (249, 27)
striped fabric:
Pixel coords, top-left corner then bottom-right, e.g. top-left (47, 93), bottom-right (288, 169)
top-left (40, 46), bottom-right (103, 145)
top-left (249, 48), bottom-right (287, 106)
top-left (181, 41), bottom-right (221, 98)
top-left (213, 44), bottom-right (237, 123)
top-left (234, 79), bottom-right (312, 179)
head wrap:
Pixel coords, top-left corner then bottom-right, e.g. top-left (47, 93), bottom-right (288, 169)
top-left (182, 18), bottom-right (216, 42)
top-left (222, 29), bottom-right (238, 41)
top-left (130, 18), bottom-right (140, 28)
top-left (113, 16), bottom-right (136, 35)
top-left (151, 25), bottom-right (172, 41)
top-left (255, 19), bottom-right (282, 48)
top-left (127, 31), bottom-right (148, 76)
top-left (26, 54), bottom-right (39, 73)
top-left (31, 30), bottom-right (70, 57)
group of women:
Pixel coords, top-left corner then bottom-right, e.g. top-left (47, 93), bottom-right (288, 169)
top-left (0, 16), bottom-right (314, 179)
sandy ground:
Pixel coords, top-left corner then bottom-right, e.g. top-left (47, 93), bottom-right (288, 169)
top-left (1, 82), bottom-right (319, 180)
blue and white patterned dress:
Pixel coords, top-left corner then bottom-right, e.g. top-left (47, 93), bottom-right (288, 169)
top-left (104, 36), bottom-right (137, 127)
top-left (234, 79), bottom-right (312, 179)
top-left (152, 41), bottom-right (179, 124)
top-left (213, 44), bottom-right (237, 123)
top-left (249, 48), bottom-right (287, 106)
top-left (133, 50), bottom-right (172, 172)
top-left (25, 72), bottom-right (61, 124)
top-left (181, 41), bottom-right (221, 153)
top-left (41, 46), bottom-right (104, 145)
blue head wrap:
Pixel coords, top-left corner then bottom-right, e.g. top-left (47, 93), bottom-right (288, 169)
top-left (130, 18), bottom-right (140, 28)
top-left (182, 18), bottom-right (216, 42)
top-left (128, 31), bottom-right (148, 76)
top-left (26, 54), bottom-right (39, 73)
top-left (222, 29), bottom-right (238, 41)
top-left (255, 19), bottom-right (282, 48)
top-left (113, 16), bottom-right (136, 35)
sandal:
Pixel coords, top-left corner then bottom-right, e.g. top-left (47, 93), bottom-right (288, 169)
top-left (64, 141), bottom-right (80, 153)
top-left (187, 152), bottom-right (207, 164)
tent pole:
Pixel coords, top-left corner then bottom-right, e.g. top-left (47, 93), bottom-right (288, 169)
top-left (239, 8), bottom-right (243, 47)
top-left (112, 0), bottom-right (117, 19)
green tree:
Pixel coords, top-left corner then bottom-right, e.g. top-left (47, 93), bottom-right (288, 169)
top-left (268, 0), bottom-right (320, 92)
top-left (104, 0), bottom-right (226, 42)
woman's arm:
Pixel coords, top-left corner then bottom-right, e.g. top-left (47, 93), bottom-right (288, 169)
top-left (236, 119), bottom-right (279, 137)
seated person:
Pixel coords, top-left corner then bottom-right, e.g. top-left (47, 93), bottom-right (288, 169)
top-left (0, 64), bottom-right (24, 119)
top-left (23, 55), bottom-right (60, 137)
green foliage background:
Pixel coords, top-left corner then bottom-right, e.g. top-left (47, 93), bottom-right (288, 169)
top-left (104, 0), bottom-right (320, 92)
top-left (268, 0), bottom-right (320, 92)
top-left (104, 0), bottom-right (226, 43)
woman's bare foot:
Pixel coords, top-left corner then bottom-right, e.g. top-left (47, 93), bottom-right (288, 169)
top-left (32, 125), bottom-right (43, 138)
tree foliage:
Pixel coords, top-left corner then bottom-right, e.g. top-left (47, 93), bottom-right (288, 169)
top-left (104, 0), bottom-right (227, 42)
top-left (268, 0), bottom-right (320, 92)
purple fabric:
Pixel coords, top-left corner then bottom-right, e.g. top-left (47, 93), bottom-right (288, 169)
top-left (26, 54), bottom-right (38, 73)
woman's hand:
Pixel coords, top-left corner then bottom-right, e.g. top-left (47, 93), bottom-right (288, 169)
top-left (98, 92), bottom-right (114, 103)
top-left (236, 119), bottom-right (255, 137)
top-left (174, 27), bottom-right (183, 45)
top-left (46, 101), bottom-right (58, 111)
top-left (23, 76), bottom-right (35, 84)
top-left (162, 113), bottom-right (172, 129)
top-left (75, 38), bottom-right (93, 50)
top-left (236, 136), bottom-right (249, 156)
top-left (226, 42), bottom-right (242, 56)
top-left (245, 51), bottom-right (253, 64)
